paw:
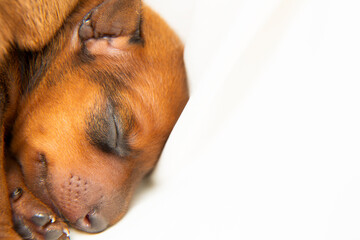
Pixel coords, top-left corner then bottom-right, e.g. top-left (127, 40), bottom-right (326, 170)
top-left (10, 188), bottom-right (70, 240)
top-left (79, 0), bottom-right (141, 41)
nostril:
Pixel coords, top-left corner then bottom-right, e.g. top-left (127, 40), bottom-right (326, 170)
top-left (82, 209), bottom-right (96, 228)
top-left (75, 209), bottom-right (108, 233)
top-left (84, 212), bottom-right (91, 227)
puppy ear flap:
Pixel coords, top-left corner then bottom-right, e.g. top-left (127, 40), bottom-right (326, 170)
top-left (78, 0), bottom-right (143, 55)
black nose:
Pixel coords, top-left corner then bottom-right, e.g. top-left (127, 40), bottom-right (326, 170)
top-left (75, 209), bottom-right (108, 233)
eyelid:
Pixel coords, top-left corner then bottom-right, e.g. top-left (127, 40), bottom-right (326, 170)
top-left (112, 113), bottom-right (119, 149)
top-left (108, 104), bottom-right (130, 157)
top-left (86, 101), bottom-right (130, 157)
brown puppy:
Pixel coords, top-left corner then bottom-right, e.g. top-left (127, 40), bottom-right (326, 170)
top-left (1, 0), bottom-right (188, 239)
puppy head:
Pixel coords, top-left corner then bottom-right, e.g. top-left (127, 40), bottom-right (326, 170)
top-left (11, 1), bottom-right (188, 233)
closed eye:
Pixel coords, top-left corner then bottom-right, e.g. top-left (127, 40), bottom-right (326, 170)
top-left (86, 102), bottom-right (130, 157)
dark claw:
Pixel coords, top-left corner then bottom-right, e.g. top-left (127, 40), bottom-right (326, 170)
top-left (16, 225), bottom-right (33, 240)
top-left (45, 229), bottom-right (63, 240)
top-left (10, 187), bottom-right (23, 202)
top-left (31, 213), bottom-right (54, 227)
top-left (13, 216), bottom-right (33, 240)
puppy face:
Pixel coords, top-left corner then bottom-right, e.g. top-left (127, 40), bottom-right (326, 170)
top-left (10, 2), bottom-right (188, 233)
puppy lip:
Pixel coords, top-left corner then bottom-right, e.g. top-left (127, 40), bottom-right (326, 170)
top-left (36, 153), bottom-right (68, 221)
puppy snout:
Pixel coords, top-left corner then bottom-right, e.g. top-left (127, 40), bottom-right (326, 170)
top-left (76, 209), bottom-right (108, 233)
top-left (55, 174), bottom-right (106, 225)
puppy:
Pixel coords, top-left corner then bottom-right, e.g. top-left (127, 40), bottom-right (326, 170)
top-left (0, 0), bottom-right (188, 239)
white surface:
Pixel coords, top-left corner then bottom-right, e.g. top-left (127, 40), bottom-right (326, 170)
top-left (73, 0), bottom-right (360, 239)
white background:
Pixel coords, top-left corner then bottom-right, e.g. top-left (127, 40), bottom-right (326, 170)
top-left (73, 0), bottom-right (360, 239)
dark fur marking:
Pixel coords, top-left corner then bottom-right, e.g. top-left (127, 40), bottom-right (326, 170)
top-left (77, 45), bottom-right (96, 64)
top-left (18, 50), bottom-right (32, 95)
top-left (129, 11), bottom-right (144, 45)
top-left (27, 61), bottom-right (48, 94)
top-left (0, 74), bottom-right (8, 125)
top-left (21, 49), bottom-right (57, 95)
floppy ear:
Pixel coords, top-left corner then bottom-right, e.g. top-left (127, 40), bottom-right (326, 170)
top-left (78, 0), bottom-right (142, 55)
